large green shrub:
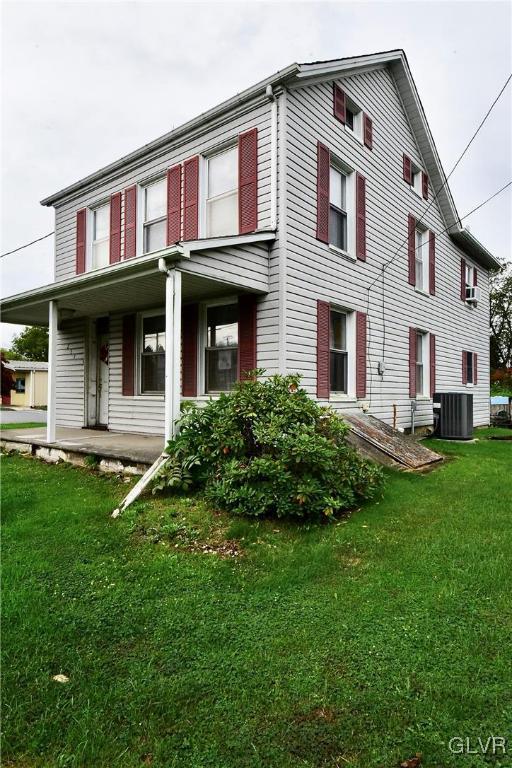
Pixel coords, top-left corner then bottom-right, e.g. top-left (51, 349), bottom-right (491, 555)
top-left (153, 372), bottom-right (384, 518)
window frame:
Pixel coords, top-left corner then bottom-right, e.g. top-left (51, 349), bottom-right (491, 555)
top-left (465, 263), bottom-right (475, 300)
top-left (198, 296), bottom-right (239, 395)
top-left (329, 306), bottom-right (356, 399)
top-left (411, 163), bottom-right (422, 197)
top-left (139, 176), bottom-right (167, 256)
top-left (415, 330), bottom-right (429, 398)
top-left (328, 156), bottom-right (356, 259)
top-left (200, 141), bottom-right (239, 239)
top-left (344, 96), bottom-right (363, 142)
top-left (14, 376), bottom-right (26, 394)
top-left (414, 226), bottom-right (429, 293)
top-left (466, 350), bottom-right (474, 385)
top-left (87, 200), bottom-right (111, 271)
top-left (137, 308), bottom-right (166, 396)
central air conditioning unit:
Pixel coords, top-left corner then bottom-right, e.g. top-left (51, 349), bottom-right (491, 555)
top-left (466, 286), bottom-right (481, 304)
top-left (433, 392), bottom-right (473, 439)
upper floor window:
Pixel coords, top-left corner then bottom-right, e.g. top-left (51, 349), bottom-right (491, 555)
top-left (91, 203), bottom-right (110, 270)
top-left (330, 309), bottom-right (348, 394)
top-left (345, 98), bottom-right (362, 140)
top-left (140, 314), bottom-right (165, 393)
top-left (415, 227), bottom-right (428, 292)
top-left (465, 264), bottom-right (475, 295)
top-left (206, 146), bottom-right (238, 238)
top-left (329, 166), bottom-right (348, 252)
top-left (205, 302), bottom-right (238, 392)
top-left (143, 179), bottom-right (166, 254)
top-left (411, 162), bottom-right (422, 196)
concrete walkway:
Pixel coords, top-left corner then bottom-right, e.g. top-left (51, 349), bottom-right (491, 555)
top-left (2, 426), bottom-right (164, 464)
top-left (0, 408), bottom-right (47, 424)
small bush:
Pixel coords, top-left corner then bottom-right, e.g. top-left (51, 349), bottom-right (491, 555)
top-left (153, 372), bottom-right (384, 519)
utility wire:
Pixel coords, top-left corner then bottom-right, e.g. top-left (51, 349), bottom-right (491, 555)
top-left (1, 231), bottom-right (54, 258)
top-left (368, 71), bottom-right (511, 291)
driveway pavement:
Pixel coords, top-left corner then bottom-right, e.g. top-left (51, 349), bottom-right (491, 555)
top-left (0, 408), bottom-right (47, 424)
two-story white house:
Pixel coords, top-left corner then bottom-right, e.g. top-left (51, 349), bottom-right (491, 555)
top-left (2, 50), bottom-right (499, 446)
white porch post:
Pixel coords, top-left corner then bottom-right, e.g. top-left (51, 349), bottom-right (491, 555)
top-left (47, 299), bottom-right (58, 443)
top-left (164, 269), bottom-right (182, 444)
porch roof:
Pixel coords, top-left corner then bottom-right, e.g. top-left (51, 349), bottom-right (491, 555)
top-left (1, 232), bottom-right (273, 326)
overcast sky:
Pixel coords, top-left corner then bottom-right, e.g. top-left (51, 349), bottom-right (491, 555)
top-left (1, 0), bottom-right (511, 347)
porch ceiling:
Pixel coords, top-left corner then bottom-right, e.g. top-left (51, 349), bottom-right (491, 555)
top-left (1, 262), bottom-right (259, 326)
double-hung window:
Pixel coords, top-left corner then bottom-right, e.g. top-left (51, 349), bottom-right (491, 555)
top-left (411, 164), bottom-right (422, 196)
top-left (143, 179), bottom-right (166, 254)
top-left (329, 166), bottom-right (348, 252)
top-left (465, 263), bottom-right (475, 298)
top-left (415, 227), bottom-right (427, 292)
top-left (140, 315), bottom-right (165, 393)
top-left (91, 203), bottom-right (110, 270)
top-left (416, 331), bottom-right (427, 396)
top-left (465, 350), bottom-right (474, 384)
top-left (206, 146), bottom-right (238, 237)
top-left (205, 303), bottom-right (238, 392)
top-left (330, 309), bottom-right (348, 394)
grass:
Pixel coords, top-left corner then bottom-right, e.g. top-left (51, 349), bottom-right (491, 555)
top-left (2, 429), bottom-right (511, 768)
top-left (0, 422), bottom-right (46, 430)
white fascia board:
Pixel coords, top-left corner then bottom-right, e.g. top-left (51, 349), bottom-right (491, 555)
top-left (182, 230), bottom-right (276, 258)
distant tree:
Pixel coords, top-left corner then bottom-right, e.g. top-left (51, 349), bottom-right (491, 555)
top-left (490, 262), bottom-right (512, 396)
top-left (9, 326), bottom-right (49, 362)
top-left (1, 353), bottom-right (14, 398)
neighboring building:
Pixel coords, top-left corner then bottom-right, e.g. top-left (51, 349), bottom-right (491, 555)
top-left (1, 50), bottom-right (499, 445)
top-left (4, 361), bottom-right (48, 408)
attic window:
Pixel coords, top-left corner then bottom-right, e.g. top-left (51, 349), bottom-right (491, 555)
top-left (411, 162), bottom-right (422, 196)
top-left (345, 97), bottom-right (362, 140)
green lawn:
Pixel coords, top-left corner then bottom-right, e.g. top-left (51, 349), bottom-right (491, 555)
top-left (0, 422), bottom-right (46, 430)
top-left (2, 430), bottom-right (511, 768)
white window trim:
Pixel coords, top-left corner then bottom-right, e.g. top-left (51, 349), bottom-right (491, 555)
top-left (329, 307), bottom-right (356, 398)
top-left (86, 201), bottom-right (110, 272)
top-left (198, 296), bottom-right (238, 395)
top-left (329, 157), bottom-right (356, 259)
top-left (135, 175), bottom-right (167, 258)
top-left (344, 96), bottom-right (363, 144)
top-left (136, 307), bottom-right (166, 397)
top-left (200, 140), bottom-right (238, 239)
top-left (464, 264), bottom-right (476, 303)
top-left (411, 164), bottom-right (422, 197)
top-left (415, 329), bottom-right (430, 398)
top-left (414, 226), bottom-right (429, 295)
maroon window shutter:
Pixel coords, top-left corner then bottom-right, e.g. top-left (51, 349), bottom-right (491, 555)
top-left (473, 269), bottom-right (478, 287)
top-left (182, 303), bottom-right (198, 396)
top-left (238, 294), bottom-right (257, 380)
top-left (462, 350), bottom-right (467, 385)
top-left (422, 172), bottom-right (429, 200)
top-left (76, 209), bottom-right (87, 274)
top-left (109, 192), bottom-right (122, 264)
top-left (429, 230), bottom-right (436, 295)
top-left (122, 314), bottom-right (136, 396)
top-left (317, 300), bottom-right (330, 399)
top-left (183, 156), bottom-right (199, 241)
top-left (124, 185), bottom-right (137, 259)
top-left (403, 154), bottom-right (412, 184)
top-left (363, 114), bottom-right (373, 150)
top-left (460, 258), bottom-right (466, 301)
top-left (430, 334), bottom-right (436, 397)
top-left (409, 327), bottom-right (417, 397)
top-left (316, 141), bottom-right (330, 243)
top-left (408, 214), bottom-right (416, 286)
top-left (473, 353), bottom-right (478, 384)
top-left (356, 173), bottom-right (367, 262)
top-left (167, 164), bottom-right (182, 245)
top-left (333, 84), bottom-right (346, 124)
top-left (356, 311), bottom-right (367, 398)
top-left (239, 128), bottom-right (258, 235)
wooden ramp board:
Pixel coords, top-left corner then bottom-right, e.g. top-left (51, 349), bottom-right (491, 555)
top-left (344, 414), bottom-right (442, 470)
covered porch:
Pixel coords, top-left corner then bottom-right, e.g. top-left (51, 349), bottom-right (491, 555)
top-left (1, 235), bottom-right (271, 447)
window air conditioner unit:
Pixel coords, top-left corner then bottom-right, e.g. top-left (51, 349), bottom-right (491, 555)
top-left (466, 286), bottom-right (481, 304)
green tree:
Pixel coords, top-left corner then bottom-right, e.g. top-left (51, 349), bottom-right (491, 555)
top-left (490, 262), bottom-right (512, 370)
top-left (1, 352), bottom-right (14, 398)
top-left (9, 326), bottom-right (49, 362)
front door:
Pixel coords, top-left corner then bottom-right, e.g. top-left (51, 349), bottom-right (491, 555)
top-left (97, 332), bottom-right (109, 426)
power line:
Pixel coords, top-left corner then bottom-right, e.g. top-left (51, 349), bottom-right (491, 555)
top-left (368, 71), bottom-right (511, 291)
top-left (1, 231), bottom-right (54, 258)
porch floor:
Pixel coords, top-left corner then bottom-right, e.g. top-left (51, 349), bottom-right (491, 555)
top-left (1, 426), bottom-right (164, 465)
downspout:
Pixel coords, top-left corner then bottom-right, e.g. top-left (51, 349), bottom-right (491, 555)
top-left (266, 84), bottom-right (278, 231)
top-left (275, 87), bottom-right (288, 374)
